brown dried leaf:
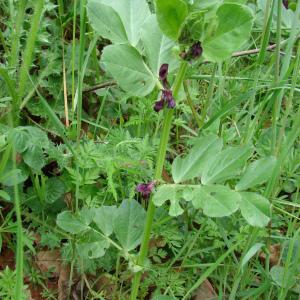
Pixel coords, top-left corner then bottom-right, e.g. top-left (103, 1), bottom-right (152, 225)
top-left (193, 279), bottom-right (216, 300)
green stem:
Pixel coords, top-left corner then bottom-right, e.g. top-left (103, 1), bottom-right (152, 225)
top-left (9, 0), bottom-right (26, 68)
top-left (18, 0), bottom-right (45, 101)
top-left (130, 61), bottom-right (188, 300)
top-left (76, 0), bottom-right (87, 143)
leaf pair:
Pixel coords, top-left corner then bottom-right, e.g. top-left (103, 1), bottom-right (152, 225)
top-left (156, 0), bottom-right (254, 61)
top-left (56, 199), bottom-right (146, 258)
top-left (87, 0), bottom-right (178, 97)
top-left (153, 184), bottom-right (271, 227)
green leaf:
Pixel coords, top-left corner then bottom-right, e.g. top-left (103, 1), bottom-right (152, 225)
top-left (76, 231), bottom-right (109, 259)
top-left (270, 265), bottom-right (296, 289)
top-left (77, 239), bottom-right (109, 259)
top-left (239, 192), bottom-right (271, 227)
top-left (153, 185), bottom-right (184, 216)
top-left (113, 200), bottom-right (146, 251)
top-left (9, 128), bottom-right (29, 153)
top-left (141, 15), bottom-right (178, 75)
top-left (45, 177), bottom-right (65, 204)
top-left (201, 145), bottom-right (253, 185)
top-left (235, 156), bottom-right (277, 191)
top-left (56, 211), bottom-right (91, 234)
top-left (156, 0), bottom-right (189, 40)
top-left (0, 190), bottom-right (11, 202)
top-left (192, 184), bottom-right (240, 217)
top-left (101, 44), bottom-right (156, 97)
top-left (99, 0), bottom-right (151, 46)
top-left (203, 3), bottom-right (253, 62)
top-left (241, 243), bottom-right (265, 268)
top-left (172, 135), bottom-right (222, 183)
top-left (0, 168), bottom-right (28, 186)
top-left (87, 0), bottom-right (128, 44)
top-left (93, 206), bottom-right (117, 236)
top-left (23, 145), bottom-right (46, 171)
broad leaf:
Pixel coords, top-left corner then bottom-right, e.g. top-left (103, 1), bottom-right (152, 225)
top-left (236, 156), bottom-right (277, 191)
top-left (201, 145), bottom-right (253, 185)
top-left (113, 200), bottom-right (146, 251)
top-left (0, 168), bottom-right (28, 186)
top-left (56, 211), bottom-right (91, 234)
top-left (93, 206), bottom-right (117, 236)
top-left (77, 239), bottom-right (109, 259)
top-left (172, 135), bottom-right (222, 183)
top-left (156, 0), bottom-right (189, 40)
top-left (153, 185), bottom-right (184, 216)
top-left (192, 184), bottom-right (240, 217)
top-left (270, 265), bottom-right (296, 289)
top-left (23, 145), bottom-right (46, 171)
top-left (239, 192), bottom-right (271, 227)
top-left (9, 128), bottom-right (29, 152)
top-left (101, 44), bottom-right (156, 97)
top-left (203, 3), bottom-right (253, 62)
top-left (141, 15), bottom-right (178, 75)
top-left (99, 0), bottom-right (151, 46)
top-left (45, 177), bottom-right (65, 204)
top-left (87, 0), bottom-right (128, 44)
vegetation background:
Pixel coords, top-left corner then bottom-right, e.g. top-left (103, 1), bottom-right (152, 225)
top-left (0, 0), bottom-right (299, 299)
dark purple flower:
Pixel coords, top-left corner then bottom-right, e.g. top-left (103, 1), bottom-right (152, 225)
top-left (154, 99), bottom-right (165, 112)
top-left (187, 42), bottom-right (203, 60)
top-left (159, 63), bottom-right (170, 89)
top-left (162, 89), bottom-right (176, 108)
top-left (136, 181), bottom-right (155, 199)
top-left (283, 0), bottom-right (288, 9)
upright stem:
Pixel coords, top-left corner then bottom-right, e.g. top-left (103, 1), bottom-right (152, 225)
top-left (130, 61), bottom-right (188, 300)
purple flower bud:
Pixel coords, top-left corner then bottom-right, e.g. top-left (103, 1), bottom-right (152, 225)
top-left (167, 98), bottom-right (176, 108)
top-left (159, 64), bottom-right (169, 82)
top-left (159, 64), bottom-right (170, 89)
top-left (154, 99), bottom-right (165, 112)
top-left (189, 42), bottom-right (203, 60)
top-left (136, 181), bottom-right (155, 199)
top-left (283, 0), bottom-right (288, 9)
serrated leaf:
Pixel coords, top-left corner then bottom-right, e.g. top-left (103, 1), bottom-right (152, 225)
top-left (192, 184), bottom-right (240, 217)
top-left (153, 185), bottom-right (184, 216)
top-left (202, 145), bottom-right (253, 185)
top-left (93, 206), bottom-right (117, 236)
top-left (141, 14), bottom-right (179, 75)
top-left (101, 44), bottom-right (156, 97)
top-left (156, 0), bottom-right (189, 40)
top-left (56, 211), bottom-right (91, 234)
top-left (236, 156), bottom-right (277, 191)
top-left (239, 192), bottom-right (270, 227)
top-left (203, 3), bottom-right (253, 62)
top-left (113, 200), bottom-right (146, 251)
top-left (172, 135), bottom-right (222, 183)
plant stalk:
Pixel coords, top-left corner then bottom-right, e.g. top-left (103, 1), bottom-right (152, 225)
top-left (130, 61), bottom-right (188, 300)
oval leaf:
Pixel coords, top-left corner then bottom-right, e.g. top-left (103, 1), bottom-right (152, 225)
top-left (101, 44), bottom-right (156, 97)
top-left (239, 192), bottom-right (271, 227)
top-left (87, 0), bottom-right (128, 44)
top-left (236, 156), bottom-right (277, 191)
top-left (172, 135), bottom-right (223, 183)
top-left (93, 206), bottom-right (117, 236)
top-left (113, 200), bottom-right (146, 251)
top-left (56, 211), bottom-right (91, 234)
top-left (203, 3), bottom-right (253, 62)
top-left (202, 145), bottom-right (253, 185)
top-left (156, 0), bottom-right (189, 40)
top-left (192, 184), bottom-right (241, 217)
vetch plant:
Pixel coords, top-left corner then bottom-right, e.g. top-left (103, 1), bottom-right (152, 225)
top-left (85, 0), bottom-right (256, 298)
